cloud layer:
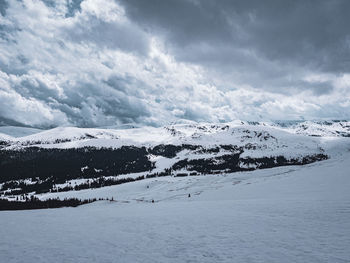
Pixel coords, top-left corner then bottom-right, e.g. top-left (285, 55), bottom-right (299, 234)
top-left (0, 0), bottom-right (349, 128)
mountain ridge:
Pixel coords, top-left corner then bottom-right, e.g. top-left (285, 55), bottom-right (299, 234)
top-left (0, 120), bottom-right (349, 199)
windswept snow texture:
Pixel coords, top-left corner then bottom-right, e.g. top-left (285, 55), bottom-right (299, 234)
top-left (1, 150), bottom-right (350, 263)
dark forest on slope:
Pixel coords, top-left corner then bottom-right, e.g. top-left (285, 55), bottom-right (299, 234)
top-left (0, 144), bottom-right (327, 197)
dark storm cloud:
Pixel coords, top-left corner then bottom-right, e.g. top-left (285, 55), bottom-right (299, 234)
top-left (42, 0), bottom-right (84, 17)
top-left (66, 0), bottom-right (84, 17)
top-left (120, 0), bottom-right (350, 73)
top-left (1, 71), bottom-right (152, 128)
top-left (0, 0), bottom-right (8, 16)
top-left (298, 80), bottom-right (334, 95)
top-left (0, 0), bottom-right (349, 128)
top-left (66, 18), bottom-right (150, 55)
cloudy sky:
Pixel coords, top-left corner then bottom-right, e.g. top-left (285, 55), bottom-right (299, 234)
top-left (0, 0), bottom-right (349, 128)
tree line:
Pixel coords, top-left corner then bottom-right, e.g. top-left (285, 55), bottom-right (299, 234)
top-left (0, 196), bottom-right (97, 210)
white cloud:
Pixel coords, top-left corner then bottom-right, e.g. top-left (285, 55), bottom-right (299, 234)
top-left (0, 0), bottom-right (349, 128)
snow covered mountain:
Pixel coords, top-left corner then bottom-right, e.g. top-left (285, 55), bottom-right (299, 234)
top-left (290, 120), bottom-right (350, 137)
top-left (0, 120), bottom-right (349, 199)
top-left (1, 122), bottom-right (350, 262)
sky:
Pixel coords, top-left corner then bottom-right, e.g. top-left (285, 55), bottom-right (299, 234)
top-left (0, 0), bottom-right (349, 128)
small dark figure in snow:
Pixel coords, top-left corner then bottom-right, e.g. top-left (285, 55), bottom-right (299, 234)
top-left (146, 185), bottom-right (149, 189)
top-left (151, 199), bottom-right (154, 203)
top-left (188, 194), bottom-right (191, 198)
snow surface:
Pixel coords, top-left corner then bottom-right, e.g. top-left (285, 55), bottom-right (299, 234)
top-left (291, 121), bottom-right (350, 137)
top-left (2, 121), bottom-right (349, 144)
top-left (3, 122), bottom-right (332, 161)
top-left (0, 132), bottom-right (13, 141)
top-left (1, 149), bottom-right (349, 262)
top-left (1, 121), bottom-right (349, 262)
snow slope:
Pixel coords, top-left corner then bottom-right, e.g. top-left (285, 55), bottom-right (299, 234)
top-left (0, 132), bottom-right (13, 142)
top-left (3, 121), bottom-right (348, 151)
top-left (290, 121), bottom-right (350, 137)
top-left (4, 122), bottom-right (329, 159)
top-left (2, 120), bottom-right (349, 144)
top-left (1, 121), bottom-right (348, 197)
top-left (1, 150), bottom-right (349, 263)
